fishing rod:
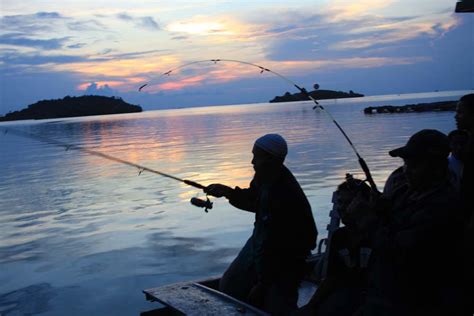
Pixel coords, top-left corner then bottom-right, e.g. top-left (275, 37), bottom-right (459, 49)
top-left (139, 59), bottom-right (379, 192)
top-left (2, 127), bottom-right (213, 211)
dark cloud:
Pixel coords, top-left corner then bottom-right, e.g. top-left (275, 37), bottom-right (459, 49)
top-left (0, 33), bottom-right (70, 49)
top-left (387, 15), bottom-right (422, 22)
top-left (105, 49), bottom-right (169, 59)
top-left (138, 16), bottom-right (160, 30)
top-left (66, 19), bottom-right (107, 31)
top-left (266, 25), bottom-right (300, 34)
top-left (0, 48), bottom-right (168, 74)
top-left (0, 12), bottom-right (64, 34)
top-left (35, 12), bottom-right (63, 19)
top-left (0, 51), bottom-right (104, 68)
top-left (67, 43), bottom-right (86, 49)
top-left (1, 11), bottom-right (106, 36)
top-left (171, 35), bottom-right (189, 40)
top-left (99, 48), bottom-right (114, 55)
top-left (116, 13), bottom-right (134, 21)
top-left (1, 11), bottom-right (64, 22)
top-left (0, 54), bottom-right (91, 66)
top-left (116, 12), bottom-right (160, 31)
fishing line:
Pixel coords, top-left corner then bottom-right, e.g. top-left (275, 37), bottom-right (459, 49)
top-left (139, 59), bottom-right (378, 191)
top-left (2, 127), bottom-right (206, 190)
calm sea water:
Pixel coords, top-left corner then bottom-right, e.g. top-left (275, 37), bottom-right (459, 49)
top-left (0, 91), bottom-right (469, 315)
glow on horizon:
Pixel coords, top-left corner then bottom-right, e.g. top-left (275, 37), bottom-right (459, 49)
top-left (70, 55), bottom-right (433, 94)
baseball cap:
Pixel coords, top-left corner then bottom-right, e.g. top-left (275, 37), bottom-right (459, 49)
top-left (389, 129), bottom-right (450, 159)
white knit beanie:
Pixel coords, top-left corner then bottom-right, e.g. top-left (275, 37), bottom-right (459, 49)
top-left (254, 134), bottom-right (288, 160)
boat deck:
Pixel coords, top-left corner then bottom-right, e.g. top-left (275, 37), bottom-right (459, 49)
top-left (143, 277), bottom-right (317, 315)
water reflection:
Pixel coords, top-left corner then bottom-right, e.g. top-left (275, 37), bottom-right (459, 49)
top-left (0, 93), bottom-right (460, 315)
top-left (0, 283), bottom-right (57, 315)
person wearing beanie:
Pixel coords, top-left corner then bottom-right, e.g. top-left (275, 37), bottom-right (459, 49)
top-left (205, 133), bottom-right (318, 315)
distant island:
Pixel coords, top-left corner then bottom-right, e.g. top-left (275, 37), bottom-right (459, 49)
top-left (270, 84), bottom-right (364, 103)
top-left (363, 101), bottom-right (457, 114)
top-left (0, 95), bottom-right (142, 122)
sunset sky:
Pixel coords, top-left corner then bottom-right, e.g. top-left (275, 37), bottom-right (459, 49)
top-left (1, 0), bottom-right (473, 114)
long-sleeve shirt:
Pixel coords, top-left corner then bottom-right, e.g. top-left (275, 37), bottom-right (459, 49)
top-left (228, 166), bottom-right (318, 285)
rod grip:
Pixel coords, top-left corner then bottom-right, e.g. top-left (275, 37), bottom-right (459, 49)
top-left (358, 157), bottom-right (379, 193)
top-left (184, 179), bottom-right (206, 190)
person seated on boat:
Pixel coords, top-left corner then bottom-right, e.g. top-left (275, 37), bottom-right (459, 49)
top-left (361, 129), bottom-right (464, 316)
top-left (205, 133), bottom-right (318, 315)
top-left (454, 93), bottom-right (474, 314)
top-left (447, 129), bottom-right (469, 193)
top-left (382, 166), bottom-right (406, 198)
top-left (455, 94), bottom-right (474, 221)
top-left (297, 177), bottom-right (372, 316)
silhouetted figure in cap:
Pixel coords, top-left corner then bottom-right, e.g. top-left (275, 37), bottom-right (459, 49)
top-left (455, 93), bottom-right (474, 314)
top-left (361, 129), bottom-right (464, 316)
top-left (205, 134), bottom-right (318, 315)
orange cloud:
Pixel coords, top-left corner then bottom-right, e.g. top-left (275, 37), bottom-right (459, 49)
top-left (325, 0), bottom-right (395, 22)
top-left (157, 75), bottom-right (206, 90)
top-left (144, 62), bottom-right (262, 92)
top-left (54, 54), bottom-right (181, 79)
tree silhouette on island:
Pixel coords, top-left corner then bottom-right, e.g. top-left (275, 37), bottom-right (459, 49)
top-left (269, 84), bottom-right (364, 103)
top-left (0, 95), bottom-right (142, 122)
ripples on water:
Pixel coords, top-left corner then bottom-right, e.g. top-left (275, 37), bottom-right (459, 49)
top-left (0, 92), bottom-right (462, 315)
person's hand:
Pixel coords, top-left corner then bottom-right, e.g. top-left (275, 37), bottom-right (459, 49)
top-left (247, 283), bottom-right (266, 308)
top-left (204, 184), bottom-right (233, 198)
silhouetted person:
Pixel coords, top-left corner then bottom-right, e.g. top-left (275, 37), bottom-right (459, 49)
top-left (362, 129), bottom-right (464, 316)
top-left (298, 177), bottom-right (372, 316)
top-left (455, 93), bottom-right (474, 314)
top-left (205, 134), bottom-right (317, 315)
top-left (448, 129), bottom-right (469, 192)
top-left (382, 166), bottom-right (406, 198)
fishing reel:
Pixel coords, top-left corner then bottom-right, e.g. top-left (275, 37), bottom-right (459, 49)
top-left (190, 195), bottom-right (213, 213)
top-left (340, 173), bottom-right (372, 196)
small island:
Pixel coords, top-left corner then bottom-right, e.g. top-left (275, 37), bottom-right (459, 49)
top-left (0, 95), bottom-right (142, 122)
top-left (363, 101), bottom-right (457, 114)
top-left (270, 84), bottom-right (364, 103)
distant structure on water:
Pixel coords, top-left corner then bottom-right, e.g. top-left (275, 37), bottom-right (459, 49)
top-left (363, 101), bottom-right (457, 114)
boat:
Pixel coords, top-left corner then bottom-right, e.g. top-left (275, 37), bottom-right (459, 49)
top-left (142, 259), bottom-right (320, 316)
top-left (140, 190), bottom-right (342, 315)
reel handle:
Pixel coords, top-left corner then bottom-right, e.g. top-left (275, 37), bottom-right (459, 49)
top-left (190, 197), bottom-right (213, 212)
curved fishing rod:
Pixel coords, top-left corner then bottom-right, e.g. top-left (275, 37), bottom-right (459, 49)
top-left (139, 59), bottom-right (378, 191)
top-left (2, 128), bottom-right (206, 190)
